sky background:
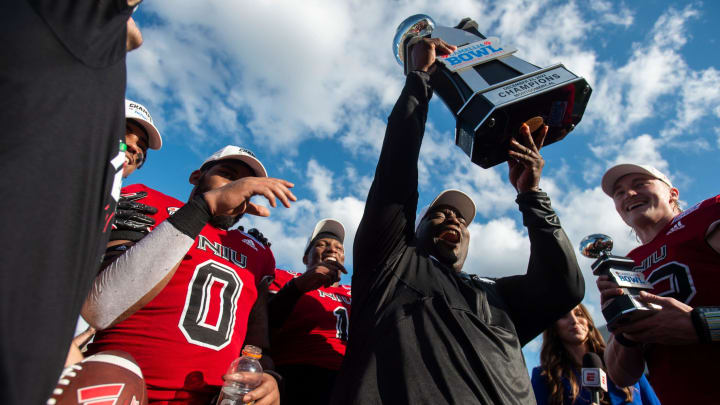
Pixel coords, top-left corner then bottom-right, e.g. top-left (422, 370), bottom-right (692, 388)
top-left (123, 0), bottom-right (720, 375)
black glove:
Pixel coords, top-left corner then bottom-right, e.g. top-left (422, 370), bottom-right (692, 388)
top-left (110, 191), bottom-right (158, 242)
top-left (248, 227), bottom-right (271, 247)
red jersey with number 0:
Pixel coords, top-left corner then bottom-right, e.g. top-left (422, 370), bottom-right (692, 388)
top-left (269, 269), bottom-right (351, 370)
top-left (626, 194), bottom-right (720, 405)
top-left (89, 184), bottom-right (275, 403)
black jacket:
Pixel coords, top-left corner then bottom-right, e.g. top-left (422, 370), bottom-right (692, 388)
top-left (330, 71), bottom-right (584, 404)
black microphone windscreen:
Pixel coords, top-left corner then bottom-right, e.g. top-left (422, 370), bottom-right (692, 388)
top-left (582, 352), bottom-right (604, 368)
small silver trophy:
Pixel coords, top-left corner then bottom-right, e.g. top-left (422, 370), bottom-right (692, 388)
top-left (393, 15), bottom-right (592, 168)
top-left (579, 234), bottom-right (658, 330)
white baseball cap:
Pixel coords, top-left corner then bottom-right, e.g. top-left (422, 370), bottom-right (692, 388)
top-left (416, 189), bottom-right (476, 231)
top-left (201, 145), bottom-right (268, 178)
top-left (304, 218), bottom-right (345, 254)
top-left (601, 164), bottom-right (673, 196)
top-left (125, 99), bottom-right (162, 150)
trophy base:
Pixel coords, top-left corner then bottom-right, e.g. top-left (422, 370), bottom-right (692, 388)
top-left (603, 295), bottom-right (658, 331)
top-left (592, 254), bottom-right (636, 275)
top-left (435, 64), bottom-right (591, 168)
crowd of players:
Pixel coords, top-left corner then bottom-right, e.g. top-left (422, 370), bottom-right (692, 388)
top-left (2, 2), bottom-right (719, 405)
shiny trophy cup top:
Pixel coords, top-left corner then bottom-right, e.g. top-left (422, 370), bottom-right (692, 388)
top-left (393, 15), bottom-right (592, 168)
top-left (579, 234), bottom-right (614, 259)
top-left (393, 14), bottom-right (435, 70)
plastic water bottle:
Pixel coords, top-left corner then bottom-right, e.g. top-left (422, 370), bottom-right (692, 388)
top-left (216, 345), bottom-right (263, 405)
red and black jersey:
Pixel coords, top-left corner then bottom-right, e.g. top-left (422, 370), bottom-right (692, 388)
top-left (627, 194), bottom-right (720, 405)
top-left (89, 184), bottom-right (275, 403)
top-left (269, 269), bottom-right (351, 371)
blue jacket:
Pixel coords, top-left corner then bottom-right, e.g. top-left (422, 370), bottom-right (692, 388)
top-left (531, 366), bottom-right (661, 405)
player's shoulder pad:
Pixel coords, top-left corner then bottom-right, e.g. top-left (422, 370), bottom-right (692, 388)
top-left (670, 194), bottom-right (720, 227)
top-left (120, 183), bottom-right (150, 197)
top-left (275, 268), bottom-right (301, 278)
top-left (121, 183), bottom-right (181, 205)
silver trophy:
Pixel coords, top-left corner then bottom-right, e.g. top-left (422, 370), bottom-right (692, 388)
top-left (579, 234), bottom-right (658, 330)
top-left (393, 15), bottom-right (592, 168)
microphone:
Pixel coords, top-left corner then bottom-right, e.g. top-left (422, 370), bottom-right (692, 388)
top-left (581, 352), bottom-right (608, 405)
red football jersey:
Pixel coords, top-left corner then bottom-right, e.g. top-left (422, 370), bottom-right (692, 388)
top-left (626, 194), bottom-right (720, 405)
top-left (269, 269), bottom-right (351, 370)
top-left (89, 184), bottom-right (276, 403)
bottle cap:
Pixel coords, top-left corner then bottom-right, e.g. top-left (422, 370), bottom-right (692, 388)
top-left (242, 345), bottom-right (262, 359)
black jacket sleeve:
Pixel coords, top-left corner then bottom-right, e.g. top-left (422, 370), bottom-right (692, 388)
top-left (267, 279), bottom-right (304, 330)
top-left (495, 191), bottom-right (585, 346)
top-left (353, 71), bottom-right (433, 286)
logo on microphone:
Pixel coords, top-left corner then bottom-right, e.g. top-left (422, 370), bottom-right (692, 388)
top-left (582, 369), bottom-right (608, 391)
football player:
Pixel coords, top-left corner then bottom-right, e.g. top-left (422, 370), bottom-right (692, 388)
top-left (598, 164), bottom-right (720, 404)
top-left (123, 99), bottom-right (163, 178)
top-left (82, 146), bottom-right (295, 404)
top-left (268, 219), bottom-right (350, 404)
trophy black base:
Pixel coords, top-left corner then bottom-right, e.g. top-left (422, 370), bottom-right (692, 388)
top-left (434, 65), bottom-right (591, 169)
top-left (603, 294), bottom-right (658, 331)
top-left (591, 254), bottom-right (637, 275)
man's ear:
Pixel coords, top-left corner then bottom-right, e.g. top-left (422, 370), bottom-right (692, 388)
top-left (669, 187), bottom-right (680, 205)
top-left (302, 254), bottom-right (308, 266)
top-left (189, 170), bottom-right (202, 186)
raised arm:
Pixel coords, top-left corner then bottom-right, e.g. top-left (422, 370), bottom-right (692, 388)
top-left (83, 178), bottom-right (296, 329)
top-left (354, 38), bottom-right (456, 276)
top-left (495, 124), bottom-right (584, 345)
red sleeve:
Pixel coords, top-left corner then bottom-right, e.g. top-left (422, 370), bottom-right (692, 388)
top-left (270, 269), bottom-right (295, 292)
top-left (702, 195), bottom-right (720, 236)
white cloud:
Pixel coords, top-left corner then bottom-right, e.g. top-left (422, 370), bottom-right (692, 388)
top-left (589, 0), bottom-right (634, 27)
top-left (663, 67), bottom-right (720, 137)
top-left (581, 3), bottom-right (720, 157)
top-left (464, 217), bottom-right (531, 277)
top-left (611, 134), bottom-right (668, 170)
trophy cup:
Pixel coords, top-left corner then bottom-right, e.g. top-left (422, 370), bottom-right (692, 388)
top-left (393, 15), bottom-right (592, 168)
top-left (579, 234), bottom-right (659, 330)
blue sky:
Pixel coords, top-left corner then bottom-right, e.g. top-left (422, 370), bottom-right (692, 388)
top-left (124, 0), bottom-right (720, 373)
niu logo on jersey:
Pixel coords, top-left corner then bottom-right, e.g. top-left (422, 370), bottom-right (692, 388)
top-left (197, 235), bottom-right (247, 268)
top-left (76, 383), bottom-right (134, 405)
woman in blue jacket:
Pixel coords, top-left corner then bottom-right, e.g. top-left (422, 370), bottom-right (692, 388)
top-left (531, 304), bottom-right (660, 405)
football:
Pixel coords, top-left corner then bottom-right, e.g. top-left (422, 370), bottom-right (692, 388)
top-left (47, 350), bottom-right (148, 405)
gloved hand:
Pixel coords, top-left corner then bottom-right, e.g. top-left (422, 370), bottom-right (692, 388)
top-left (111, 191), bottom-right (158, 241)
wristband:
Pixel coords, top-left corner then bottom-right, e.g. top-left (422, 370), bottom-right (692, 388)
top-left (691, 307), bottom-right (720, 344)
top-left (613, 333), bottom-right (640, 348)
top-left (167, 195), bottom-right (212, 239)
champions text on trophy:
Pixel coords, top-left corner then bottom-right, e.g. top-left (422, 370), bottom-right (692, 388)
top-left (579, 234), bottom-right (659, 330)
top-left (393, 15), bottom-right (592, 168)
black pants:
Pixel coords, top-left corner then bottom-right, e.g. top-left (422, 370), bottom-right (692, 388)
top-left (277, 364), bottom-right (338, 405)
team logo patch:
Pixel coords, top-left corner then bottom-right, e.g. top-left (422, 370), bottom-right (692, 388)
top-left (167, 207), bottom-right (180, 215)
top-left (77, 383), bottom-right (125, 405)
top-left (666, 220), bottom-right (685, 235)
top-left (242, 238), bottom-right (257, 251)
